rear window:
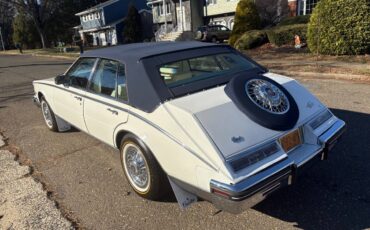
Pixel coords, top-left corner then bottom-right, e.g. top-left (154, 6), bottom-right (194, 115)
top-left (159, 52), bottom-right (257, 88)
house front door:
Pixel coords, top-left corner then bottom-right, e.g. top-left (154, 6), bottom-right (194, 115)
top-left (99, 32), bottom-right (107, 46)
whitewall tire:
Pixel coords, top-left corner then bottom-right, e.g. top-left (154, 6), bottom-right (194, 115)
top-left (120, 134), bottom-right (171, 200)
top-left (40, 97), bottom-right (58, 132)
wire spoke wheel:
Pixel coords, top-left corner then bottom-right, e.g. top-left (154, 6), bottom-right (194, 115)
top-left (123, 143), bottom-right (150, 193)
top-left (41, 100), bottom-right (54, 128)
top-left (246, 79), bottom-right (290, 114)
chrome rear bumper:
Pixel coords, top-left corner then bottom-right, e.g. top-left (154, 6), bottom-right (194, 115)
top-left (319, 119), bottom-right (346, 160)
top-left (209, 119), bottom-right (346, 214)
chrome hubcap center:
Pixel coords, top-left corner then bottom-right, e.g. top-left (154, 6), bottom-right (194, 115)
top-left (246, 79), bottom-right (290, 114)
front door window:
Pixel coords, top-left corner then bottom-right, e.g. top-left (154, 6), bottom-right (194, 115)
top-left (67, 58), bottom-right (96, 89)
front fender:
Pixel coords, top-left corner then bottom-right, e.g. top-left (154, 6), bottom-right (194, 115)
top-left (33, 81), bottom-right (55, 111)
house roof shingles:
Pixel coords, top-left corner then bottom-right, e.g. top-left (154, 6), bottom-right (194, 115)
top-left (75, 0), bottom-right (119, 16)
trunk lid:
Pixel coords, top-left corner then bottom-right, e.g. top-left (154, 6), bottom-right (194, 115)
top-left (166, 73), bottom-right (325, 159)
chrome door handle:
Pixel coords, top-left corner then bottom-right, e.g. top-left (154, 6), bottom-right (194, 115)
top-left (107, 108), bottom-right (118, 115)
top-left (74, 96), bottom-right (82, 101)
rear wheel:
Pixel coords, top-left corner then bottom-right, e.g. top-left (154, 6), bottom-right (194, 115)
top-left (120, 134), bottom-right (171, 200)
top-left (211, 36), bottom-right (218, 43)
top-left (40, 97), bottom-right (58, 132)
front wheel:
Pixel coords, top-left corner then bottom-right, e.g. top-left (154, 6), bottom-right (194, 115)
top-left (40, 97), bottom-right (58, 132)
top-left (120, 134), bottom-right (171, 200)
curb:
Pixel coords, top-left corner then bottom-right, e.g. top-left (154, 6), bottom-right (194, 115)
top-left (270, 69), bottom-right (370, 83)
top-left (0, 52), bottom-right (77, 60)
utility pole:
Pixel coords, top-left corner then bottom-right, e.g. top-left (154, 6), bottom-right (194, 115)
top-left (0, 26), bottom-right (5, 51)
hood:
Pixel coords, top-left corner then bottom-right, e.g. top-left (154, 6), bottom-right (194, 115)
top-left (166, 73), bottom-right (325, 159)
top-left (33, 77), bottom-right (56, 85)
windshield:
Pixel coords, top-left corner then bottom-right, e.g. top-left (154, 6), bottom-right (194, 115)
top-left (159, 52), bottom-right (257, 88)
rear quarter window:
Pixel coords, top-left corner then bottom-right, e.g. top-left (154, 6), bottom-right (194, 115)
top-left (159, 52), bottom-right (257, 88)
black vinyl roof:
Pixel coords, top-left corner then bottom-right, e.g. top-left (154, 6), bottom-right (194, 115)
top-left (81, 41), bottom-right (218, 62)
top-left (80, 42), bottom-right (264, 112)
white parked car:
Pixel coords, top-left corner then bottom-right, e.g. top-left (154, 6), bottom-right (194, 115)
top-left (33, 42), bottom-right (345, 213)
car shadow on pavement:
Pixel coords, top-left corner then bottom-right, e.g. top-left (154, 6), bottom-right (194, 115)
top-left (252, 108), bottom-right (370, 230)
top-left (0, 92), bottom-right (34, 104)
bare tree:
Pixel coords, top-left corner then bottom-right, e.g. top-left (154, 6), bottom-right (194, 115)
top-left (0, 1), bottom-right (16, 48)
top-left (1, 0), bottom-right (61, 48)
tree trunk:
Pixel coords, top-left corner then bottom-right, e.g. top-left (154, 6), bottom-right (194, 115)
top-left (277, 0), bottom-right (282, 19)
top-left (38, 30), bottom-right (47, 49)
top-left (33, 19), bottom-right (48, 49)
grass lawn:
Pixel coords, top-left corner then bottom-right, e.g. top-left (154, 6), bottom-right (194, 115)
top-left (245, 44), bottom-right (370, 77)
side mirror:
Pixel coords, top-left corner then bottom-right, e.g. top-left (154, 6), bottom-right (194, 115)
top-left (55, 74), bottom-right (69, 85)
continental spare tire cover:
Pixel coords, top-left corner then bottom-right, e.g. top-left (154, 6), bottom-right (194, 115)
top-left (225, 74), bottom-right (299, 131)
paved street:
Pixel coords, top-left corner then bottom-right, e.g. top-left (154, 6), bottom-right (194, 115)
top-left (0, 54), bottom-right (370, 229)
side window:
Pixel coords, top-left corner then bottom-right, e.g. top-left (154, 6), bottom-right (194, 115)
top-left (89, 59), bottom-right (118, 98)
top-left (67, 58), bottom-right (96, 89)
top-left (117, 63), bottom-right (128, 101)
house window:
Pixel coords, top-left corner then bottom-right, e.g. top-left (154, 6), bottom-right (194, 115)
top-left (157, 2), bottom-right (171, 16)
top-left (94, 12), bottom-right (100, 20)
top-left (299, 0), bottom-right (319, 15)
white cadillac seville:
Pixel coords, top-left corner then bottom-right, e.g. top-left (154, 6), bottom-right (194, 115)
top-left (33, 42), bottom-right (345, 213)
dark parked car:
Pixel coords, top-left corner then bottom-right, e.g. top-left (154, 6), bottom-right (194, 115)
top-left (195, 25), bottom-right (231, 43)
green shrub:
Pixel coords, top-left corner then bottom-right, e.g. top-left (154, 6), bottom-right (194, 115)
top-left (307, 0), bottom-right (370, 55)
top-left (267, 24), bottom-right (307, 47)
top-left (234, 30), bottom-right (268, 50)
top-left (229, 0), bottom-right (260, 46)
top-left (279, 15), bottom-right (310, 26)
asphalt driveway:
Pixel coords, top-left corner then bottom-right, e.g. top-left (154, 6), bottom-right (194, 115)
top-left (0, 54), bottom-right (369, 229)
